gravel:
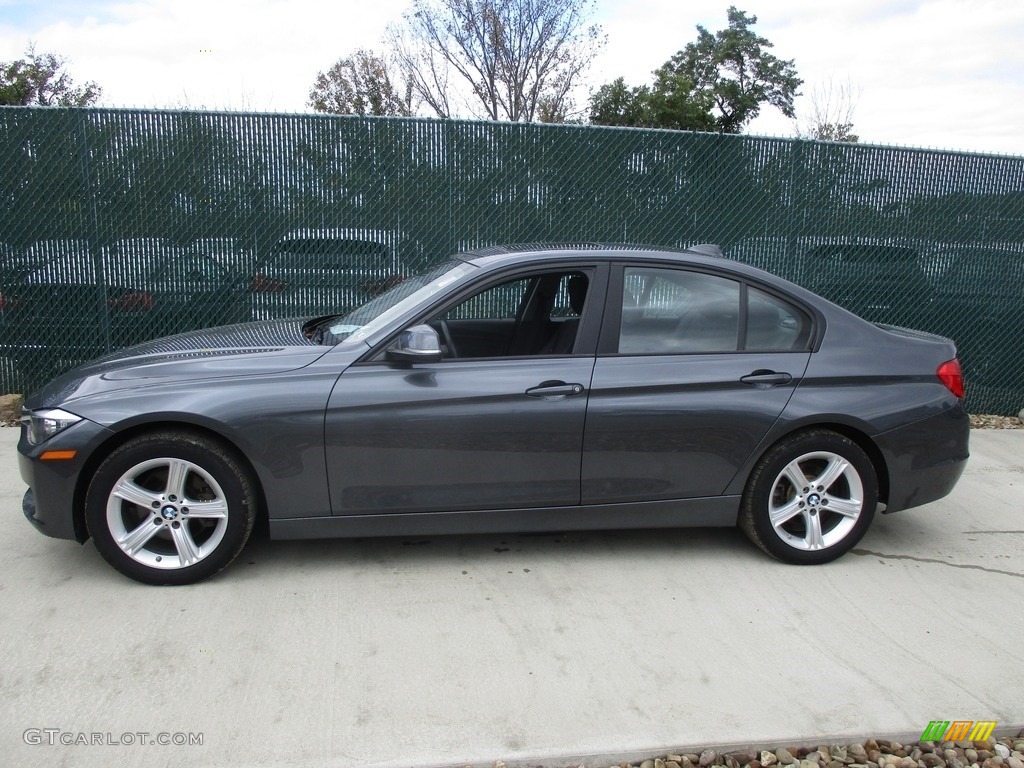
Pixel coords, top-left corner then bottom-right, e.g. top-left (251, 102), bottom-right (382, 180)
top-left (522, 733), bottom-right (1024, 768)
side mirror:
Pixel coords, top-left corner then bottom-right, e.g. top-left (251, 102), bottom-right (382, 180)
top-left (387, 324), bottom-right (443, 363)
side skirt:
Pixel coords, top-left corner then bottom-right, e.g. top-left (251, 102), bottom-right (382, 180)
top-left (270, 496), bottom-right (741, 540)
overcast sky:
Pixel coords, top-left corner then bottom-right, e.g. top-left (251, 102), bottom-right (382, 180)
top-left (1, 0), bottom-right (1022, 156)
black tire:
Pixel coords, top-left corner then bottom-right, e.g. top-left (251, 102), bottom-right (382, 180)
top-left (739, 429), bottom-right (878, 565)
top-left (85, 431), bottom-right (257, 585)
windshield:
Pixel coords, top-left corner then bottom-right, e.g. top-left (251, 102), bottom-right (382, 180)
top-left (324, 259), bottom-right (476, 345)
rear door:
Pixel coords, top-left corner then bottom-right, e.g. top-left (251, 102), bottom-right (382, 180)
top-left (582, 263), bottom-right (813, 504)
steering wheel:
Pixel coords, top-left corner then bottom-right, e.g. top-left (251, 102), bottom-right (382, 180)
top-left (438, 320), bottom-right (458, 359)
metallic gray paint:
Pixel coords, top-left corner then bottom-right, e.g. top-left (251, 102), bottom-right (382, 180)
top-left (18, 245), bottom-right (970, 553)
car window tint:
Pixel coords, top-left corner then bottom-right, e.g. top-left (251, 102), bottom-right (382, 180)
top-left (746, 287), bottom-right (809, 351)
top-left (619, 267), bottom-right (739, 354)
top-left (550, 273), bottom-right (586, 318)
top-left (443, 279), bottom-right (529, 321)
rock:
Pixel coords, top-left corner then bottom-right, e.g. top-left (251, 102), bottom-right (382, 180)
top-left (982, 759), bottom-right (1004, 768)
top-left (0, 393), bottom-right (24, 423)
top-left (826, 761), bottom-right (844, 768)
top-left (996, 747), bottom-right (1011, 760)
top-left (777, 749), bottom-right (796, 765)
top-left (979, 753), bottom-right (993, 761)
top-left (866, 742), bottom-right (880, 754)
top-left (699, 750), bottom-right (718, 767)
top-left (656, 759), bottom-right (667, 768)
top-left (900, 757), bottom-right (917, 768)
top-left (642, 761), bottom-right (656, 768)
top-left (850, 746), bottom-right (868, 760)
top-left (800, 760), bottom-right (818, 768)
top-left (966, 750), bottom-right (979, 764)
top-left (666, 762), bottom-right (681, 768)
top-left (762, 752), bottom-right (779, 766)
top-left (920, 754), bottom-right (945, 767)
top-left (725, 756), bottom-right (740, 768)
top-left (869, 751), bottom-right (883, 764)
top-left (685, 755), bottom-right (702, 764)
top-left (831, 747), bottom-right (849, 761)
top-left (1005, 758), bottom-right (1023, 768)
top-left (668, 757), bottom-right (684, 764)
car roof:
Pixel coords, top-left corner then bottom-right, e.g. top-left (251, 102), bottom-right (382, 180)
top-left (456, 241), bottom-right (801, 280)
top-left (459, 242), bottom-right (723, 259)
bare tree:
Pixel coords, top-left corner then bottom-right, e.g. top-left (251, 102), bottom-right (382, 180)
top-left (797, 77), bottom-right (861, 142)
top-left (388, 0), bottom-right (603, 122)
top-left (308, 49), bottom-right (414, 116)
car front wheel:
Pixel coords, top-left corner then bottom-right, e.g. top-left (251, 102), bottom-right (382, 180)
top-left (85, 431), bottom-right (257, 585)
top-left (739, 430), bottom-right (878, 564)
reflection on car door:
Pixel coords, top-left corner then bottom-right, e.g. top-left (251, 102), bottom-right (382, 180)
top-left (324, 265), bottom-right (604, 515)
top-left (582, 265), bottom-right (813, 504)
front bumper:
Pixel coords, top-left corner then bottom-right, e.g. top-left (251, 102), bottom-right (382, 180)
top-left (17, 417), bottom-right (115, 542)
top-left (876, 402), bottom-right (970, 514)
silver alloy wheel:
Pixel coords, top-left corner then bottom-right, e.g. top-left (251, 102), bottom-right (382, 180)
top-left (767, 450), bottom-right (864, 551)
top-left (105, 457), bottom-right (229, 570)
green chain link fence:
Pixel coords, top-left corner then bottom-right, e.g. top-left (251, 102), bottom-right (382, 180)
top-left (2, 107), bottom-right (1022, 412)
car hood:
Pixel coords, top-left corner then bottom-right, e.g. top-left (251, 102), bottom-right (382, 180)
top-left (27, 319), bottom-right (334, 408)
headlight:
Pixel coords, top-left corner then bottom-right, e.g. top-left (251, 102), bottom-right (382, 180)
top-left (21, 407), bottom-right (83, 446)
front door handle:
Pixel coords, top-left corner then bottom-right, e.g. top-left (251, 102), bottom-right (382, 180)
top-left (526, 381), bottom-right (586, 399)
top-left (740, 370), bottom-right (793, 388)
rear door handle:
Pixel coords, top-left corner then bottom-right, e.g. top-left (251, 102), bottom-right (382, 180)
top-left (526, 381), bottom-right (585, 399)
top-left (740, 370), bottom-right (793, 388)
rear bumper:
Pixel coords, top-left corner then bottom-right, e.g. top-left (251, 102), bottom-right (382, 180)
top-left (876, 403), bottom-right (970, 513)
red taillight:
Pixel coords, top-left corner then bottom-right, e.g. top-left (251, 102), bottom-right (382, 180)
top-left (937, 359), bottom-right (965, 398)
top-left (250, 273), bottom-right (288, 293)
top-left (108, 291), bottom-right (155, 311)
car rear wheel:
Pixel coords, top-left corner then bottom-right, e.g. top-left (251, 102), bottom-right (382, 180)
top-left (739, 430), bottom-right (878, 564)
top-left (85, 431), bottom-right (257, 585)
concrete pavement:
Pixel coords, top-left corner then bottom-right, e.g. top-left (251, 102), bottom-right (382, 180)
top-left (1, 427), bottom-right (1022, 768)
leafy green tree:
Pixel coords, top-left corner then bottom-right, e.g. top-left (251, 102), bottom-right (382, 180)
top-left (308, 49), bottom-right (413, 116)
top-left (590, 6), bottom-right (800, 133)
top-left (663, 6), bottom-right (801, 132)
top-left (0, 46), bottom-right (102, 106)
top-left (588, 78), bottom-right (648, 127)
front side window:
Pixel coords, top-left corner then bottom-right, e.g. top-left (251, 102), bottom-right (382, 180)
top-left (430, 270), bottom-right (591, 359)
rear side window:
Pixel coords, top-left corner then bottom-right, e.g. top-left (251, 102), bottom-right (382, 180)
top-left (617, 267), bottom-right (812, 354)
top-left (620, 267), bottom-right (740, 354)
top-left (746, 287), bottom-right (811, 351)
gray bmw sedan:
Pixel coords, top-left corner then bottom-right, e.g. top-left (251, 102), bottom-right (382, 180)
top-left (19, 244), bottom-right (969, 584)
